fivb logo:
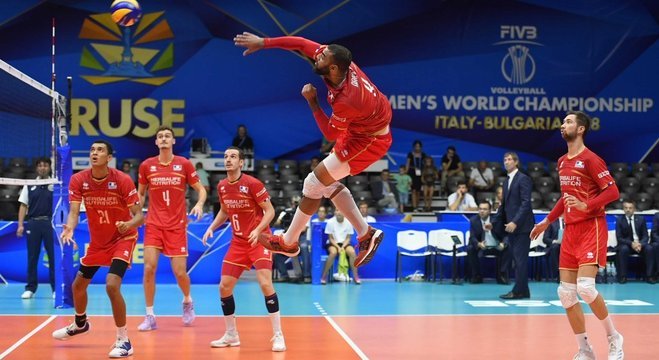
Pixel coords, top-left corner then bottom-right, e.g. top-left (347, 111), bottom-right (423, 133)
top-left (495, 25), bottom-right (542, 85)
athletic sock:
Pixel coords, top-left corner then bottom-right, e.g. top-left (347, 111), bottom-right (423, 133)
top-left (601, 315), bottom-right (618, 336)
top-left (331, 188), bottom-right (369, 237)
top-left (283, 207), bottom-right (312, 245)
top-left (576, 333), bottom-right (591, 351)
top-left (145, 306), bottom-right (154, 316)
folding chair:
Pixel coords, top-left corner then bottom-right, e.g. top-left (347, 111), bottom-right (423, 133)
top-left (428, 229), bottom-right (468, 283)
top-left (395, 230), bottom-right (432, 282)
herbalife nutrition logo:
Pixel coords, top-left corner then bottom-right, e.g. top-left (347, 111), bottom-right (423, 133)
top-left (494, 25), bottom-right (543, 85)
top-left (78, 10), bottom-right (174, 86)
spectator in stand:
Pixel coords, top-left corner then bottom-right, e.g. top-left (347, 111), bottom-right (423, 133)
top-left (440, 146), bottom-right (465, 195)
top-left (421, 156), bottom-right (439, 212)
top-left (393, 165), bottom-right (412, 213)
top-left (542, 216), bottom-right (564, 281)
top-left (358, 201), bottom-right (376, 223)
top-left (468, 160), bottom-right (494, 195)
top-left (371, 169), bottom-right (398, 213)
top-left (467, 200), bottom-right (509, 284)
top-left (320, 210), bottom-right (360, 284)
top-left (447, 181), bottom-right (478, 211)
top-left (232, 124), bottom-right (254, 153)
top-left (121, 160), bottom-right (137, 186)
top-left (493, 186), bottom-right (503, 211)
top-left (195, 162), bottom-right (211, 212)
top-left (273, 196), bottom-right (307, 283)
top-left (406, 140), bottom-right (427, 211)
top-left (615, 200), bottom-right (654, 284)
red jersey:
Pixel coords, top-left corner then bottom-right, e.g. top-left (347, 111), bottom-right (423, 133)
top-left (264, 37), bottom-right (392, 137)
top-left (139, 156), bottom-right (199, 229)
top-left (69, 168), bottom-right (140, 248)
top-left (557, 148), bottom-right (615, 224)
top-left (218, 174), bottom-right (271, 242)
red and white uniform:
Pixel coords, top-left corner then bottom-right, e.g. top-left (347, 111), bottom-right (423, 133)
top-left (69, 168), bottom-right (140, 266)
top-left (555, 148), bottom-right (616, 269)
top-left (218, 174), bottom-right (273, 277)
top-left (264, 37), bottom-right (393, 174)
top-left (139, 155), bottom-right (200, 256)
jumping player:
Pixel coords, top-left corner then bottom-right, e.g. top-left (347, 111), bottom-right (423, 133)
top-left (136, 125), bottom-right (207, 331)
top-left (531, 111), bottom-right (624, 360)
top-left (52, 140), bottom-right (143, 358)
top-left (202, 146), bottom-right (285, 352)
top-left (234, 32), bottom-right (392, 267)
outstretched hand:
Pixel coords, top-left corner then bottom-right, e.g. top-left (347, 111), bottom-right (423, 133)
top-left (234, 32), bottom-right (264, 56)
top-left (530, 219), bottom-right (549, 240)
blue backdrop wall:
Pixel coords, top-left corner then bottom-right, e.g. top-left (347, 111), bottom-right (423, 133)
top-left (0, 0), bottom-right (657, 165)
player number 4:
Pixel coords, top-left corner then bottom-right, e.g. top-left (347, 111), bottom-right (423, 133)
top-left (361, 77), bottom-right (377, 97)
top-left (162, 190), bottom-right (171, 207)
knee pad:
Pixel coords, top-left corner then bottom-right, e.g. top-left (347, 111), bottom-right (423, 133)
top-left (577, 277), bottom-right (599, 304)
top-left (324, 182), bottom-right (348, 199)
top-left (302, 172), bottom-right (326, 199)
top-left (557, 282), bottom-right (578, 309)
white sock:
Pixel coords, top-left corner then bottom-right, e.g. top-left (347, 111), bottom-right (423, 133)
top-left (576, 333), bottom-right (591, 351)
top-left (331, 189), bottom-right (369, 237)
top-left (183, 295), bottom-right (192, 303)
top-left (601, 315), bottom-right (618, 336)
top-left (224, 314), bottom-right (237, 334)
top-left (146, 306), bottom-right (154, 316)
top-left (117, 326), bottom-right (128, 341)
top-left (269, 311), bottom-right (281, 334)
top-left (283, 207), bottom-right (312, 245)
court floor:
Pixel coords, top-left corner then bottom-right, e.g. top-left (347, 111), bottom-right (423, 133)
top-left (1, 280), bottom-right (657, 359)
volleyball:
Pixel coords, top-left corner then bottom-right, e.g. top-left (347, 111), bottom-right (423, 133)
top-left (110, 0), bottom-right (142, 27)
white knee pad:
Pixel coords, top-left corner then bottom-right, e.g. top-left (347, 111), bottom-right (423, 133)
top-left (323, 182), bottom-right (348, 199)
top-left (302, 172), bottom-right (326, 199)
top-left (577, 277), bottom-right (599, 304)
top-left (557, 282), bottom-right (579, 309)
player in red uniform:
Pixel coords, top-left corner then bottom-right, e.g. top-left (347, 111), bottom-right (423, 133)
top-left (234, 32), bottom-right (391, 267)
top-left (202, 146), bottom-right (285, 352)
top-left (531, 111), bottom-right (624, 360)
top-left (136, 126), bottom-right (207, 331)
top-left (52, 140), bottom-right (143, 358)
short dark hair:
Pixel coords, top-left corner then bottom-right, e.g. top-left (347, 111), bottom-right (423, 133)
top-left (34, 157), bottom-right (51, 167)
top-left (478, 200), bottom-right (491, 209)
top-left (623, 199), bottom-right (636, 206)
top-left (93, 140), bottom-right (114, 155)
top-left (567, 111), bottom-right (591, 138)
top-left (457, 180), bottom-right (468, 187)
top-left (225, 146), bottom-right (244, 159)
top-left (156, 125), bottom-right (174, 137)
top-left (447, 145), bottom-right (456, 152)
top-left (327, 44), bottom-right (352, 73)
top-left (413, 140), bottom-right (422, 147)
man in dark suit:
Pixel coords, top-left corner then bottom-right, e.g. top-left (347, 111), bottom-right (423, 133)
top-left (616, 200), bottom-right (654, 284)
top-left (652, 212), bottom-right (659, 281)
top-left (370, 169), bottom-right (399, 213)
top-left (467, 200), bottom-right (510, 284)
top-left (542, 217), bottom-right (564, 281)
top-left (496, 152), bottom-right (535, 299)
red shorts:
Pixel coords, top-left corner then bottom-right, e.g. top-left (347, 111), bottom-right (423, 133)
top-left (222, 239), bottom-right (273, 278)
top-left (334, 132), bottom-right (392, 175)
top-left (81, 233), bottom-right (138, 267)
top-left (559, 217), bottom-right (608, 270)
top-left (144, 225), bottom-right (188, 257)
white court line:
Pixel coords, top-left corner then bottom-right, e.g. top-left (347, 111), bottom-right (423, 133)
top-left (313, 302), bottom-right (369, 360)
top-left (0, 315), bottom-right (57, 359)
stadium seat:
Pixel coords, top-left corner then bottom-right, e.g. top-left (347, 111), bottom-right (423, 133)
top-left (533, 176), bottom-right (555, 193)
top-left (258, 173), bottom-right (277, 186)
top-left (347, 175), bottom-right (369, 187)
top-left (609, 162), bottom-right (629, 177)
top-left (608, 192), bottom-right (631, 210)
top-left (462, 161), bottom-right (478, 173)
top-left (279, 174), bottom-right (299, 185)
top-left (631, 163), bottom-right (650, 181)
top-left (531, 191), bottom-right (544, 209)
top-left (618, 177), bottom-right (641, 195)
top-left (255, 159), bottom-right (275, 172)
top-left (353, 190), bottom-right (372, 204)
top-left (495, 176), bottom-right (508, 189)
top-left (0, 199), bottom-right (18, 220)
top-left (642, 177), bottom-right (658, 194)
top-left (633, 192), bottom-right (652, 211)
top-left (529, 238), bottom-right (548, 281)
top-left (7, 157), bottom-right (28, 169)
top-left (280, 183), bottom-right (299, 193)
top-left (487, 162), bottom-right (504, 178)
top-left (395, 230), bottom-right (431, 282)
top-left (543, 192), bottom-right (562, 209)
top-left (547, 161), bottom-right (558, 172)
top-left (278, 159), bottom-right (298, 172)
top-left (428, 229), bottom-right (468, 283)
top-left (476, 191), bottom-right (495, 205)
top-left (526, 161), bottom-right (546, 174)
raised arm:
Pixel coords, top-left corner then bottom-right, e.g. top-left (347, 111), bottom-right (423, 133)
top-left (234, 32), bottom-right (321, 59)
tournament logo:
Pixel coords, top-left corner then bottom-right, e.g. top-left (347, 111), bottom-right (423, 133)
top-left (495, 26), bottom-right (543, 85)
top-left (173, 164), bottom-right (182, 171)
top-left (108, 182), bottom-right (117, 189)
top-left (79, 9), bottom-right (174, 85)
top-left (575, 160), bottom-right (585, 168)
top-left (239, 185), bottom-right (248, 194)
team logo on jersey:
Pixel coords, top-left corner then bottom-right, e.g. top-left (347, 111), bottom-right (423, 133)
top-left (173, 164), bottom-right (182, 171)
top-left (341, 149), bottom-right (349, 158)
top-left (586, 252), bottom-right (594, 259)
top-left (108, 182), bottom-right (117, 189)
top-left (575, 160), bottom-right (584, 169)
top-left (328, 91), bottom-right (335, 103)
top-left (123, 250), bottom-right (129, 257)
top-left (180, 247), bottom-right (186, 253)
top-left (83, 182), bottom-right (90, 190)
top-left (559, 161), bottom-right (564, 168)
top-left (239, 185), bottom-right (248, 194)
top-left (263, 248), bottom-right (270, 256)
top-left (150, 165), bottom-right (157, 172)
top-left (220, 186), bottom-right (225, 193)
